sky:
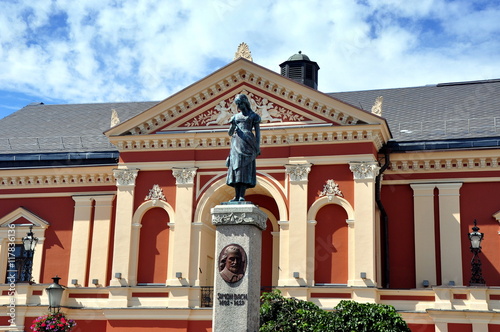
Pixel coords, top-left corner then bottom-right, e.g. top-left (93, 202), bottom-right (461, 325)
top-left (0, 0), bottom-right (499, 119)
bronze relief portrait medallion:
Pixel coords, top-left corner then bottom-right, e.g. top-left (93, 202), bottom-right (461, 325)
top-left (218, 244), bottom-right (247, 283)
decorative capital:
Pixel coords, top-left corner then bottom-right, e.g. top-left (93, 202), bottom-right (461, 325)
top-left (349, 162), bottom-right (380, 180)
top-left (145, 184), bottom-right (166, 206)
top-left (285, 163), bottom-right (312, 183)
top-left (172, 167), bottom-right (197, 185)
top-left (113, 169), bottom-right (139, 186)
top-left (319, 179), bottom-right (343, 201)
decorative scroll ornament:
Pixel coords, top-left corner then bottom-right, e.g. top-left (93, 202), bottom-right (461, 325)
top-left (371, 96), bottom-right (383, 116)
top-left (319, 179), bottom-right (343, 202)
top-left (145, 184), bottom-right (166, 206)
top-left (110, 109), bottom-right (120, 127)
top-left (349, 162), bottom-right (380, 180)
top-left (234, 42), bottom-right (253, 61)
top-left (212, 212), bottom-right (267, 230)
top-left (113, 169), bottom-right (138, 186)
top-left (285, 163), bottom-right (312, 182)
top-left (172, 167), bottom-right (197, 185)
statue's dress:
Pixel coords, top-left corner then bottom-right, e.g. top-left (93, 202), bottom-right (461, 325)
top-left (226, 112), bottom-right (261, 188)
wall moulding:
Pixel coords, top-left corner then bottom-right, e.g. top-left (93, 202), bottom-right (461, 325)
top-left (109, 126), bottom-right (387, 153)
top-left (387, 156), bottom-right (499, 173)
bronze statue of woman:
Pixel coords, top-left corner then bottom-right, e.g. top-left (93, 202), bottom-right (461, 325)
top-left (226, 94), bottom-right (261, 201)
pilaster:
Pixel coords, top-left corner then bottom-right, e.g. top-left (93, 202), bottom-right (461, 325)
top-left (411, 183), bottom-right (437, 288)
top-left (283, 163), bottom-right (312, 286)
top-left (110, 169), bottom-right (138, 286)
top-left (68, 196), bottom-right (93, 286)
top-left (87, 195), bottom-right (115, 287)
top-left (437, 183), bottom-right (463, 286)
top-left (348, 161), bottom-right (379, 287)
top-left (167, 167), bottom-right (197, 288)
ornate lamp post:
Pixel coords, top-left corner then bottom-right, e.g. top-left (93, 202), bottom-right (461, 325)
top-left (469, 219), bottom-right (485, 286)
top-left (46, 276), bottom-right (66, 313)
top-left (21, 225), bottom-right (38, 283)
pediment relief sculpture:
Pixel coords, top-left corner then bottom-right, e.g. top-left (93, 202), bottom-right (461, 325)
top-left (179, 90), bottom-right (310, 128)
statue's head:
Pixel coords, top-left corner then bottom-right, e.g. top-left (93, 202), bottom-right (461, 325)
top-left (235, 94), bottom-right (252, 113)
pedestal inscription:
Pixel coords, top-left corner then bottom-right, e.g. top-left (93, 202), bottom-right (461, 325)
top-left (212, 203), bottom-right (267, 332)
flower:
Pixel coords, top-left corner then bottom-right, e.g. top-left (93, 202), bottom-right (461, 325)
top-left (31, 313), bottom-right (76, 332)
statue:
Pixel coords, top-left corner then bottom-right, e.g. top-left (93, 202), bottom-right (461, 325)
top-left (226, 94), bottom-right (261, 201)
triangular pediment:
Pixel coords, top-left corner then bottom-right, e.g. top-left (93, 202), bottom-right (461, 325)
top-left (0, 207), bottom-right (50, 229)
top-left (106, 58), bottom-right (387, 138)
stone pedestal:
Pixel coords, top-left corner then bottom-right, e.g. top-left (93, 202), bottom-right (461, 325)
top-left (211, 203), bottom-right (267, 332)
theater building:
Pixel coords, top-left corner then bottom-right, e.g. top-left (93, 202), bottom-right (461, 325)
top-left (0, 48), bottom-right (499, 331)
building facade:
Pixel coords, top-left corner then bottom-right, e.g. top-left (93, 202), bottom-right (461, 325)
top-left (0, 53), bottom-right (499, 332)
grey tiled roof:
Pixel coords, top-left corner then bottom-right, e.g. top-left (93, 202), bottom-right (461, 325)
top-left (1, 79), bottom-right (499, 155)
top-left (0, 101), bottom-right (158, 154)
top-left (329, 79), bottom-right (500, 141)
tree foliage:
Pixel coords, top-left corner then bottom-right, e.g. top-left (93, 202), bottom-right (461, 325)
top-left (259, 290), bottom-right (411, 332)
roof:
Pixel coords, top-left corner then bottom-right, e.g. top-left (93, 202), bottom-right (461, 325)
top-left (329, 79), bottom-right (500, 142)
top-left (0, 101), bottom-right (158, 154)
top-left (286, 51), bottom-right (311, 61)
top-left (0, 78), bottom-right (499, 163)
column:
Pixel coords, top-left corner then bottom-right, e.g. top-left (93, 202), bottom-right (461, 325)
top-left (87, 195), bottom-right (115, 287)
top-left (284, 163), bottom-right (312, 286)
top-left (68, 196), bottom-right (93, 286)
top-left (437, 183), bottom-right (463, 286)
top-left (410, 183), bottom-right (437, 288)
top-left (167, 167), bottom-right (197, 287)
top-left (348, 161), bottom-right (379, 287)
top-left (110, 169), bottom-right (138, 286)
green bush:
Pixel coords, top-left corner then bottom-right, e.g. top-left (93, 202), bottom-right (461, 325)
top-left (260, 289), bottom-right (335, 331)
top-left (259, 290), bottom-right (410, 332)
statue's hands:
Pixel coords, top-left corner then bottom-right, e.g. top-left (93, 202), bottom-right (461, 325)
top-left (257, 149), bottom-right (261, 156)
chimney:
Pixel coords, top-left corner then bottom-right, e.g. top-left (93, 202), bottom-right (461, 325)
top-left (279, 51), bottom-right (320, 89)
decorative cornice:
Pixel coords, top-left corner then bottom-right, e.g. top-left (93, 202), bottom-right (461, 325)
top-left (349, 161), bottom-right (380, 180)
top-left (285, 163), bottom-right (312, 183)
top-left (172, 167), bottom-right (197, 185)
top-left (388, 157), bottom-right (499, 173)
top-left (0, 172), bottom-right (115, 188)
top-left (145, 184), bottom-right (166, 206)
top-left (113, 169), bottom-right (139, 186)
top-left (319, 179), bottom-right (343, 201)
top-left (109, 126), bottom-right (386, 152)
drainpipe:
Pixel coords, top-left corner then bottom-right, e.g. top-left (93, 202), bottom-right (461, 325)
top-left (375, 145), bottom-right (391, 289)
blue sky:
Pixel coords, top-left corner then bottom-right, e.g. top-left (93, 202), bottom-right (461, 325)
top-left (1, 0), bottom-right (499, 119)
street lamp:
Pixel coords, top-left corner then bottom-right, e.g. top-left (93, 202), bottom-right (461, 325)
top-left (468, 219), bottom-right (485, 286)
top-left (46, 276), bottom-right (66, 313)
top-left (21, 225), bottom-right (38, 283)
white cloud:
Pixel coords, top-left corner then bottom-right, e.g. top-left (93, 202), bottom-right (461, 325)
top-left (0, 0), bottom-right (499, 113)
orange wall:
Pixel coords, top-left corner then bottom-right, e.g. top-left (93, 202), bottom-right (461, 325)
top-left (460, 182), bottom-right (500, 286)
top-left (448, 323), bottom-right (472, 332)
top-left (381, 184), bottom-right (416, 289)
top-left (407, 324), bottom-right (435, 332)
top-left (134, 171), bottom-right (177, 210)
top-left (314, 204), bottom-right (348, 284)
top-left (246, 194), bottom-right (279, 287)
top-left (106, 319), bottom-right (212, 331)
top-left (137, 208), bottom-right (170, 284)
top-left (308, 164), bottom-right (354, 208)
top-left (0, 196), bottom-right (75, 284)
